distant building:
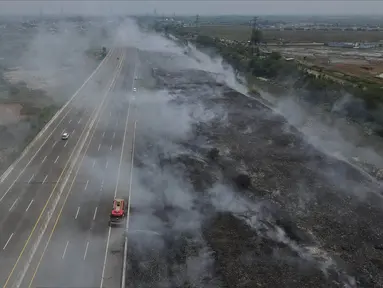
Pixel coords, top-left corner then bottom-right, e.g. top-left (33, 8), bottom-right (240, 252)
top-left (355, 42), bottom-right (379, 49)
top-left (326, 42), bottom-right (355, 48)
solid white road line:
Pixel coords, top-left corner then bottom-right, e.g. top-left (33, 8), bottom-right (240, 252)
top-left (3, 233), bottom-right (13, 250)
top-left (93, 207), bottom-right (98, 220)
top-left (41, 156), bottom-right (47, 164)
top-left (26, 199), bottom-right (34, 212)
top-left (42, 175), bottom-right (48, 184)
top-left (9, 198), bottom-right (18, 211)
top-left (54, 156), bottom-right (59, 164)
top-left (122, 64), bottom-right (138, 288)
top-left (98, 144), bottom-right (101, 151)
top-left (100, 227), bottom-right (111, 287)
top-left (127, 121), bottom-right (137, 223)
top-left (64, 141), bottom-right (68, 148)
top-left (75, 207), bottom-right (80, 219)
top-left (62, 241), bottom-right (69, 259)
top-left (84, 241), bottom-right (89, 260)
top-left (84, 180), bottom-right (89, 191)
top-left (109, 51), bottom-right (138, 288)
top-left (28, 174), bottom-right (34, 184)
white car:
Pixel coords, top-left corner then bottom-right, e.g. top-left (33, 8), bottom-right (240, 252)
top-left (62, 132), bottom-right (69, 140)
top-left (133, 88), bottom-right (137, 92)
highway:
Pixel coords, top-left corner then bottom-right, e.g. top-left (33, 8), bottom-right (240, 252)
top-left (0, 46), bottom-right (138, 288)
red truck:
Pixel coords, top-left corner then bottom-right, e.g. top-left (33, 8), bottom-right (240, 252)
top-left (109, 198), bottom-right (125, 227)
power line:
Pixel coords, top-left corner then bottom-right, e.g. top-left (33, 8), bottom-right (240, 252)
top-left (250, 16), bottom-right (259, 55)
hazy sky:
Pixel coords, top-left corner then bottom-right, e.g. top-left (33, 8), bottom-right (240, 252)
top-left (0, 1), bottom-right (382, 16)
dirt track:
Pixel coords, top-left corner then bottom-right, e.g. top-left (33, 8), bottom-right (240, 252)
top-left (125, 50), bottom-right (383, 288)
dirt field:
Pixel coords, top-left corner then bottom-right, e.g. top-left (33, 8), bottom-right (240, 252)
top-left (268, 45), bottom-right (383, 84)
top-left (187, 25), bottom-right (383, 43)
top-left (326, 62), bottom-right (383, 82)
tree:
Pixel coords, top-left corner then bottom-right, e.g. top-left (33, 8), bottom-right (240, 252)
top-left (269, 51), bottom-right (282, 61)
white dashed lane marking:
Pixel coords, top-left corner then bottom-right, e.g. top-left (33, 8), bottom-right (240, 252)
top-left (93, 207), bottom-right (98, 220)
top-left (3, 233), bottom-right (13, 250)
top-left (9, 198), bottom-right (18, 211)
top-left (62, 241), bottom-right (69, 259)
top-left (83, 241), bottom-right (89, 260)
top-left (75, 207), bottom-right (80, 219)
top-left (26, 199), bottom-right (34, 212)
top-left (28, 174), bottom-right (34, 184)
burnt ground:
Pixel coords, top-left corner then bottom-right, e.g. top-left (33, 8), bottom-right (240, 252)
top-left (125, 50), bottom-right (383, 288)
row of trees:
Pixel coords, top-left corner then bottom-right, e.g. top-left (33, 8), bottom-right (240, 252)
top-left (193, 34), bottom-right (294, 79)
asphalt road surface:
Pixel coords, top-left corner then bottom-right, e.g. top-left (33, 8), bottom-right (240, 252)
top-left (0, 46), bottom-right (138, 288)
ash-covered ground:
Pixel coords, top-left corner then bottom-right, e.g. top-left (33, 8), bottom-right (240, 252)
top-left (125, 46), bottom-right (383, 288)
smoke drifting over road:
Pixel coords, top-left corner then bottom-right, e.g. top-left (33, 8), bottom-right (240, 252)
top-left (3, 14), bottom-right (380, 287)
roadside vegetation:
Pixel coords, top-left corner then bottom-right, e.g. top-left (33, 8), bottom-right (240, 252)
top-left (85, 46), bottom-right (108, 61)
top-left (158, 23), bottom-right (383, 138)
